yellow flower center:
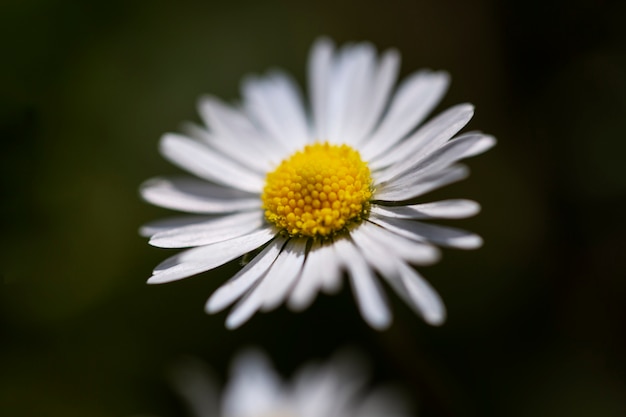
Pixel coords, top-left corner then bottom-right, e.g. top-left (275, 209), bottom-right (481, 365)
top-left (262, 142), bottom-right (373, 238)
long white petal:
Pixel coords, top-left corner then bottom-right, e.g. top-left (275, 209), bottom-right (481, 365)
top-left (265, 71), bottom-right (311, 143)
top-left (377, 133), bottom-right (495, 186)
top-left (242, 72), bottom-right (309, 151)
top-left (370, 215), bottom-right (483, 249)
top-left (149, 211), bottom-right (265, 248)
top-left (320, 241), bottom-right (344, 295)
top-left (373, 164), bottom-right (469, 202)
top-left (309, 37), bottom-right (334, 141)
top-left (196, 95), bottom-right (284, 162)
top-left (397, 262), bottom-right (446, 325)
top-left (370, 104), bottom-right (474, 175)
top-left (206, 237), bottom-right (286, 313)
top-left (326, 44), bottom-right (366, 143)
top-left (183, 122), bottom-right (274, 173)
top-left (360, 71), bottom-right (450, 159)
top-left (258, 239), bottom-right (306, 311)
top-left (350, 48), bottom-right (401, 146)
top-left (197, 94), bottom-right (260, 138)
top-left (349, 226), bottom-right (398, 277)
top-left (140, 215), bottom-right (214, 237)
top-left (140, 177), bottom-right (260, 214)
top-left (287, 238), bottom-right (344, 311)
top-left (223, 240), bottom-right (306, 328)
top-left (224, 291), bottom-right (264, 330)
top-left (371, 199), bottom-right (480, 220)
top-left (148, 228), bottom-right (275, 284)
top-left (359, 222), bottom-right (441, 265)
top-left (349, 231), bottom-right (446, 327)
top-left (287, 240), bottom-right (326, 311)
top-left (331, 43), bottom-right (377, 145)
top-left (160, 134), bottom-right (264, 193)
top-left (349, 226), bottom-right (444, 326)
top-left (334, 238), bottom-right (391, 330)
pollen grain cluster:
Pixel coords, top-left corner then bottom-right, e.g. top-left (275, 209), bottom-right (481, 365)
top-left (262, 142), bottom-right (373, 238)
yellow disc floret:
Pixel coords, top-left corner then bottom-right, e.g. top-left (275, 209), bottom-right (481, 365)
top-left (262, 142), bottom-right (373, 238)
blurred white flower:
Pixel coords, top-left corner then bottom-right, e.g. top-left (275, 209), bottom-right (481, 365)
top-left (170, 350), bottom-right (413, 417)
top-left (141, 38), bottom-right (495, 329)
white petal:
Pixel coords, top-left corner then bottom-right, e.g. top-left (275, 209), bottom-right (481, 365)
top-left (329, 43), bottom-right (377, 145)
top-left (225, 239), bottom-right (307, 327)
top-left (183, 122), bottom-right (274, 173)
top-left (373, 164), bottom-right (469, 202)
top-left (149, 211), bottom-right (265, 248)
top-left (349, 227), bottom-right (445, 326)
top-left (224, 289), bottom-right (264, 329)
top-left (258, 239), bottom-right (306, 311)
top-left (397, 262), bottom-right (446, 325)
top-left (223, 278), bottom-right (273, 329)
top-left (287, 240), bottom-right (328, 311)
top-left (334, 238), bottom-right (391, 330)
top-left (349, 48), bottom-right (401, 146)
top-left (346, 236), bottom-right (445, 327)
top-left (371, 199), bottom-right (480, 219)
top-left (319, 241), bottom-right (344, 295)
top-left (358, 221), bottom-right (441, 265)
top-left (242, 72), bottom-right (309, 151)
top-left (370, 104), bottom-right (474, 176)
top-left (370, 215), bottom-right (483, 249)
top-left (205, 237), bottom-right (286, 313)
top-left (147, 228), bottom-right (275, 284)
top-left (140, 215), bottom-right (214, 237)
top-left (360, 71), bottom-right (450, 160)
top-left (197, 94), bottom-right (256, 136)
top-left (160, 133), bottom-right (264, 193)
top-left (265, 71), bottom-right (311, 142)
top-left (377, 132), bottom-right (495, 187)
top-left (308, 37), bottom-right (334, 140)
top-left (409, 132), bottom-right (495, 178)
top-left (196, 95), bottom-right (284, 162)
top-left (326, 44), bottom-right (368, 143)
top-left (140, 177), bottom-right (260, 214)
top-left (147, 262), bottom-right (220, 285)
top-left (349, 226), bottom-right (399, 277)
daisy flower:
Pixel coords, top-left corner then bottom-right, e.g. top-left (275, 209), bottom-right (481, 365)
top-left (140, 38), bottom-right (495, 330)
top-left (170, 350), bottom-right (413, 417)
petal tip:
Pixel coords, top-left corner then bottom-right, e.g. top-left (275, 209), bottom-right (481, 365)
top-left (369, 315), bottom-right (393, 331)
top-left (205, 292), bottom-right (230, 315)
top-left (204, 298), bottom-right (219, 315)
top-left (146, 275), bottom-right (164, 285)
top-left (457, 234), bottom-right (484, 250)
top-left (424, 312), bottom-right (446, 326)
top-left (225, 315), bottom-right (246, 330)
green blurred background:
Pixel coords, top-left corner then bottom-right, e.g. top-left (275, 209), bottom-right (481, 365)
top-left (2, 0), bottom-right (625, 416)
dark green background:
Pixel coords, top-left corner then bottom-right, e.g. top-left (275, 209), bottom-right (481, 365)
top-left (2, 0), bottom-right (625, 416)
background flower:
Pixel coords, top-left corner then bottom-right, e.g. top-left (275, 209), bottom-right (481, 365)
top-left (169, 350), bottom-right (413, 417)
top-left (2, 1), bottom-right (626, 416)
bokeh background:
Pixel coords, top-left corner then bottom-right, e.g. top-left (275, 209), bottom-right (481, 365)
top-left (2, 0), bottom-right (625, 416)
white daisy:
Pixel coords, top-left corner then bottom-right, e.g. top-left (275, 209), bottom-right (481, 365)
top-left (140, 38), bottom-right (495, 330)
top-left (170, 350), bottom-right (413, 417)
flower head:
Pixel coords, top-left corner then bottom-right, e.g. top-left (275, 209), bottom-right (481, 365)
top-left (141, 38), bottom-right (495, 329)
top-left (170, 350), bottom-right (413, 417)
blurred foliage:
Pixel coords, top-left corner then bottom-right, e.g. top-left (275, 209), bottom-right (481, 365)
top-left (1, 0), bottom-right (625, 416)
